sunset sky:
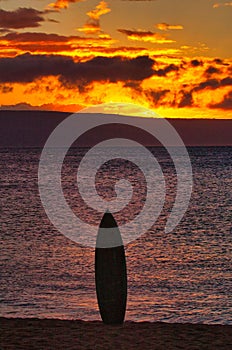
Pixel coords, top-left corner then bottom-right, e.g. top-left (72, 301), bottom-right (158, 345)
top-left (0, 0), bottom-right (231, 118)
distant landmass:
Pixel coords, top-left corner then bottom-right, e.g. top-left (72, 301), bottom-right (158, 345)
top-left (0, 110), bottom-right (232, 147)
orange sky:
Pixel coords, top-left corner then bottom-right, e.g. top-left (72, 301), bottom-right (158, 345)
top-left (0, 0), bottom-right (231, 118)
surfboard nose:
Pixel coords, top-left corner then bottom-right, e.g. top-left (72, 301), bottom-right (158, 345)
top-left (99, 210), bottom-right (118, 228)
top-left (96, 211), bottom-right (123, 248)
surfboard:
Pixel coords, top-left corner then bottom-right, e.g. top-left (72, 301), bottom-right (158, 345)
top-left (95, 211), bottom-right (127, 324)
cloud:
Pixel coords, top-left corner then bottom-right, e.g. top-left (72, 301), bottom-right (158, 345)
top-left (0, 28), bottom-right (13, 34)
top-left (190, 59), bottom-right (203, 67)
top-left (212, 58), bottom-right (229, 66)
top-left (0, 84), bottom-right (13, 93)
top-left (156, 23), bottom-right (183, 31)
top-left (0, 31), bottom-right (115, 57)
top-left (153, 63), bottom-right (179, 76)
top-left (118, 29), bottom-right (175, 43)
top-left (0, 53), bottom-right (154, 87)
top-left (213, 58), bottom-right (224, 65)
top-left (0, 102), bottom-right (83, 112)
top-left (78, 1), bottom-right (111, 35)
top-left (204, 66), bottom-right (221, 75)
top-left (213, 2), bottom-right (232, 8)
top-left (178, 91), bottom-right (194, 108)
top-left (209, 91), bottom-right (232, 110)
top-left (78, 20), bottom-right (101, 35)
top-left (0, 102), bottom-right (39, 110)
top-left (86, 1), bottom-right (111, 20)
top-left (0, 7), bottom-right (56, 29)
top-left (49, 0), bottom-right (84, 10)
top-left (193, 77), bottom-right (232, 92)
top-left (0, 31), bottom-right (181, 58)
top-left (145, 89), bottom-right (170, 107)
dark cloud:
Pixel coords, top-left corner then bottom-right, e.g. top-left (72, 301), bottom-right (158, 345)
top-left (191, 77), bottom-right (232, 93)
top-left (0, 28), bottom-right (13, 34)
top-left (212, 58), bottom-right (230, 67)
top-left (205, 66), bottom-right (221, 75)
top-left (0, 84), bottom-right (13, 93)
top-left (145, 89), bottom-right (170, 106)
top-left (2, 32), bottom-right (69, 43)
top-left (47, 18), bottom-right (60, 24)
top-left (0, 7), bottom-right (56, 29)
top-left (0, 53), bottom-right (154, 86)
top-left (123, 81), bottom-right (142, 90)
top-left (153, 63), bottom-right (179, 77)
top-left (193, 77), bottom-right (232, 92)
top-left (60, 55), bottom-right (155, 87)
top-left (221, 77), bottom-right (232, 86)
top-left (213, 58), bottom-right (223, 65)
top-left (0, 31), bottom-right (112, 45)
top-left (0, 54), bottom-right (73, 83)
top-left (190, 59), bottom-right (202, 67)
top-left (209, 91), bottom-right (232, 110)
top-left (194, 79), bottom-right (219, 91)
top-left (178, 91), bottom-right (194, 108)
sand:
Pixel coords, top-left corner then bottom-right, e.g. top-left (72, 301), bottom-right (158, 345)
top-left (0, 317), bottom-right (231, 350)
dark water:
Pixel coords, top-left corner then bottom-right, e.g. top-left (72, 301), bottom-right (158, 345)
top-left (1, 147), bottom-right (231, 324)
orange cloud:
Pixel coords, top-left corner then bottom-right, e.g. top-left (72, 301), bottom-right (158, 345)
top-left (77, 21), bottom-right (101, 35)
top-left (156, 23), bottom-right (184, 31)
top-left (209, 90), bottom-right (232, 110)
top-left (78, 1), bottom-right (111, 35)
top-left (213, 2), bottom-right (232, 8)
top-left (0, 30), bottom-right (231, 119)
top-left (49, 0), bottom-right (84, 10)
top-left (86, 1), bottom-right (111, 20)
top-left (0, 32), bottom-right (116, 58)
top-left (0, 30), bottom-right (183, 60)
top-left (1, 68), bottom-right (232, 119)
top-left (118, 29), bottom-right (175, 43)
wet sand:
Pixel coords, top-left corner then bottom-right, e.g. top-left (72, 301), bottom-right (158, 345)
top-left (0, 317), bottom-right (231, 350)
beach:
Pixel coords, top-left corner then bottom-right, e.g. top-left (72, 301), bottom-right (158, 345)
top-left (1, 317), bottom-right (231, 350)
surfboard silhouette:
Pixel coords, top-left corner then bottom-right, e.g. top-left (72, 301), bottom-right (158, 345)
top-left (95, 210), bottom-right (127, 324)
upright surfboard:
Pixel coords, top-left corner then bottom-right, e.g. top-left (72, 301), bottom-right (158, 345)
top-left (95, 211), bottom-right (127, 324)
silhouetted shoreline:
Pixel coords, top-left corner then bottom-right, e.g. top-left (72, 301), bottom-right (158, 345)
top-left (1, 110), bottom-right (232, 147)
top-left (1, 317), bottom-right (231, 349)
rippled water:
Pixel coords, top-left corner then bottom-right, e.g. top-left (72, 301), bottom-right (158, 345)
top-left (1, 147), bottom-right (231, 324)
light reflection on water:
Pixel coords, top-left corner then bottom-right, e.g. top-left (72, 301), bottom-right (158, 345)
top-left (0, 147), bottom-right (231, 324)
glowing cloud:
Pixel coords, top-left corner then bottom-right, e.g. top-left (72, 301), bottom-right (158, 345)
top-left (213, 2), bottom-right (232, 8)
top-left (118, 29), bottom-right (175, 43)
top-left (49, 0), bottom-right (84, 10)
top-left (0, 32), bottom-right (116, 58)
top-left (86, 1), bottom-right (111, 20)
top-left (156, 23), bottom-right (184, 31)
top-left (78, 1), bottom-right (111, 35)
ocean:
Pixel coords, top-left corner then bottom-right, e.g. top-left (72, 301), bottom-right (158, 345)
top-left (1, 146), bottom-right (231, 324)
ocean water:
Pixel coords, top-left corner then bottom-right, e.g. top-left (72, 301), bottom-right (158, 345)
top-left (0, 147), bottom-right (231, 324)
